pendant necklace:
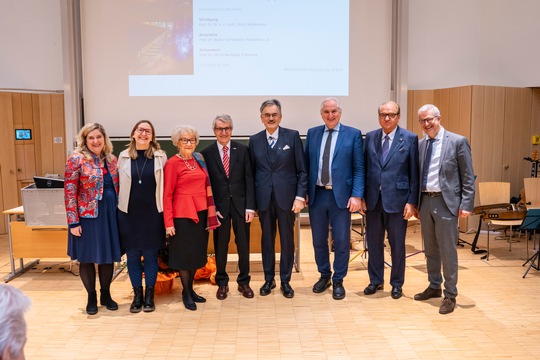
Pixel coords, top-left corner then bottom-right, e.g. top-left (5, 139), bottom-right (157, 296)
top-left (177, 153), bottom-right (198, 171)
top-left (135, 156), bottom-right (149, 184)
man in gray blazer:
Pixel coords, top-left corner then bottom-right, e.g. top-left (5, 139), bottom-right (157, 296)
top-left (414, 104), bottom-right (475, 315)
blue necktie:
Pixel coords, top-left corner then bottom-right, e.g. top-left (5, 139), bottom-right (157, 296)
top-left (268, 136), bottom-right (275, 148)
top-left (381, 135), bottom-right (390, 162)
top-left (422, 138), bottom-right (434, 190)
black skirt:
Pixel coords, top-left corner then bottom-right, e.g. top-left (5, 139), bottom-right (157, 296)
top-left (167, 210), bottom-right (209, 270)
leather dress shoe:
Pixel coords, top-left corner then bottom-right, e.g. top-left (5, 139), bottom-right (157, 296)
top-left (391, 286), bottom-right (403, 299)
top-left (260, 280), bottom-right (276, 296)
top-left (363, 283), bottom-right (384, 295)
top-left (191, 291), bottom-right (206, 303)
top-left (280, 282), bottom-right (295, 298)
top-left (216, 285), bottom-right (229, 300)
top-left (182, 293), bottom-right (196, 311)
top-left (332, 281), bottom-right (346, 300)
top-left (238, 284), bottom-right (254, 299)
top-left (312, 276), bottom-right (331, 293)
top-left (439, 297), bottom-right (456, 314)
top-left (414, 287), bottom-right (442, 301)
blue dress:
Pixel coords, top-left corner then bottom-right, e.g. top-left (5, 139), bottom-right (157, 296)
top-left (67, 163), bottom-right (122, 264)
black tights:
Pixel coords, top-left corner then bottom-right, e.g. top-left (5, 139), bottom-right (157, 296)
top-left (179, 269), bottom-right (197, 301)
top-left (79, 263), bottom-right (114, 294)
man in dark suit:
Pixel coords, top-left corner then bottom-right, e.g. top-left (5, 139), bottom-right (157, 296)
top-left (248, 99), bottom-right (308, 298)
top-left (201, 115), bottom-right (256, 300)
top-left (362, 101), bottom-right (419, 300)
top-left (414, 104), bottom-right (475, 314)
top-left (305, 97), bottom-right (364, 300)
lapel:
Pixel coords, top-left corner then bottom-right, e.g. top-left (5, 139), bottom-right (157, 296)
top-left (312, 126), bottom-right (324, 163)
top-left (211, 142), bottom-right (227, 178)
top-left (229, 141), bottom-right (238, 174)
top-left (332, 124), bottom-right (345, 161)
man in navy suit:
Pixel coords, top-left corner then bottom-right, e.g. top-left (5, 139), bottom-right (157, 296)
top-left (248, 99), bottom-right (308, 298)
top-left (201, 115), bottom-right (256, 301)
top-left (414, 104), bottom-right (474, 314)
top-left (305, 97), bottom-right (364, 300)
top-left (362, 101), bottom-right (419, 300)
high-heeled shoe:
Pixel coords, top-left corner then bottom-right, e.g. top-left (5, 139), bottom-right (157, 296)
top-left (182, 292), bottom-right (196, 311)
top-left (191, 291), bottom-right (206, 303)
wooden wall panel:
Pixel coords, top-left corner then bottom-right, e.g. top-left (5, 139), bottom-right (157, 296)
top-left (0, 93), bottom-right (20, 233)
top-left (503, 87), bottom-right (533, 196)
top-left (0, 92), bottom-right (66, 234)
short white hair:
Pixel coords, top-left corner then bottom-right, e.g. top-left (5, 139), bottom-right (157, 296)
top-left (0, 285), bottom-right (31, 359)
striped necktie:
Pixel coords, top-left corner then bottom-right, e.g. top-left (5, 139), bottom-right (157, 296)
top-left (222, 145), bottom-right (230, 177)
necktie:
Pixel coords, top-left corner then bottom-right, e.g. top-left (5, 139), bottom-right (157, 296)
top-left (222, 145), bottom-right (230, 177)
top-left (422, 138), bottom-right (434, 190)
top-left (381, 135), bottom-right (390, 162)
top-left (268, 136), bottom-right (275, 148)
top-left (321, 129), bottom-right (334, 185)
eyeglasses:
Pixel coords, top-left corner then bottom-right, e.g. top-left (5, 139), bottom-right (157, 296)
top-left (379, 113), bottom-right (399, 120)
top-left (136, 127), bottom-right (152, 135)
top-left (262, 113), bottom-right (281, 119)
top-left (179, 138), bottom-right (197, 144)
top-left (418, 116), bottom-right (437, 124)
top-left (214, 127), bottom-right (232, 133)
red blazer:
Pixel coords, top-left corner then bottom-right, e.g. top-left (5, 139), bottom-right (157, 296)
top-left (64, 152), bottom-right (119, 225)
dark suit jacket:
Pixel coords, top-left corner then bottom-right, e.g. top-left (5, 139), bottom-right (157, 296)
top-left (364, 126), bottom-right (419, 213)
top-left (248, 127), bottom-right (308, 212)
top-left (305, 123), bottom-right (364, 209)
top-left (200, 140), bottom-right (255, 217)
top-left (418, 129), bottom-right (475, 216)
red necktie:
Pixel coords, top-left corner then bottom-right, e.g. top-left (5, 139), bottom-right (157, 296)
top-left (223, 145), bottom-right (230, 177)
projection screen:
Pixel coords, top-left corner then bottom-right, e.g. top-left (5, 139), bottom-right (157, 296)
top-left (80, 0), bottom-right (393, 137)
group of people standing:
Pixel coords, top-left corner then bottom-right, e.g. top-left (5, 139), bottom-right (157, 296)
top-left (63, 97), bottom-right (474, 316)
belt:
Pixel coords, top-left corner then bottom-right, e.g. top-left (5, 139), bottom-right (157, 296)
top-left (316, 185), bottom-right (333, 190)
top-left (422, 191), bottom-right (442, 197)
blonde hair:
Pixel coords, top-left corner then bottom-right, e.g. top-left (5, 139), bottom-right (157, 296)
top-left (126, 120), bottom-right (161, 159)
top-left (75, 123), bottom-right (114, 162)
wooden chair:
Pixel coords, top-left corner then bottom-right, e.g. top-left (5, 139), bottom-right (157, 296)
top-left (478, 182), bottom-right (522, 260)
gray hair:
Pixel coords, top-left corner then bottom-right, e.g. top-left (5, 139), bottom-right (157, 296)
top-left (171, 125), bottom-right (200, 146)
top-left (321, 97), bottom-right (342, 111)
top-left (260, 99), bottom-right (282, 114)
top-left (212, 114), bottom-right (233, 130)
top-left (418, 104), bottom-right (441, 117)
top-left (0, 285), bottom-right (31, 359)
top-left (378, 101), bottom-right (400, 115)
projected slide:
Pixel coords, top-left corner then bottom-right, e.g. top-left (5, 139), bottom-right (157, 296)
top-left (129, 0), bottom-right (349, 96)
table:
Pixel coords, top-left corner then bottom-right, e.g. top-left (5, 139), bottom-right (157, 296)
top-left (3, 206), bottom-right (68, 282)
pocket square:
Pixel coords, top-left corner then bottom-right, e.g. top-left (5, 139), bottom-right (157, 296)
top-left (283, 145), bottom-right (291, 150)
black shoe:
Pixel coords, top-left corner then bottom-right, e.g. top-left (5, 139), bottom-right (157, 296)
top-left (130, 286), bottom-right (143, 313)
top-left (191, 291), bottom-right (206, 303)
top-left (182, 292), bottom-right (196, 311)
top-left (439, 297), bottom-right (456, 314)
top-left (332, 282), bottom-right (346, 300)
top-left (143, 286), bottom-right (155, 312)
top-left (312, 276), bottom-right (331, 293)
top-left (280, 282), bottom-right (295, 298)
top-left (363, 283), bottom-right (384, 295)
top-left (100, 289), bottom-right (118, 311)
top-left (414, 287), bottom-right (442, 301)
top-left (260, 280), bottom-right (276, 296)
top-left (86, 290), bottom-right (98, 315)
top-left (391, 286), bottom-right (403, 300)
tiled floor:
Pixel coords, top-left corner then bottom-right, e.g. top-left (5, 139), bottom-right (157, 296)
top-left (2, 221), bottom-right (540, 359)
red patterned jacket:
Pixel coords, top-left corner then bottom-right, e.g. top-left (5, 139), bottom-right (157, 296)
top-left (64, 152), bottom-right (119, 226)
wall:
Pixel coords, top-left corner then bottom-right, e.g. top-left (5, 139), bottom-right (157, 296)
top-left (0, 92), bottom-right (66, 233)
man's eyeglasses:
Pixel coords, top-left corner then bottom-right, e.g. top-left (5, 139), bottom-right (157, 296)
top-left (136, 127), bottom-right (152, 135)
top-left (262, 113), bottom-right (281, 119)
top-left (418, 116), bottom-right (437, 124)
top-left (179, 138), bottom-right (197, 144)
top-left (214, 127), bottom-right (232, 133)
top-left (379, 113), bottom-right (399, 120)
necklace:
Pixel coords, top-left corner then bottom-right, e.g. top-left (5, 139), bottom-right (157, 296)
top-left (134, 156), bottom-right (149, 184)
top-left (177, 153), bottom-right (198, 171)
